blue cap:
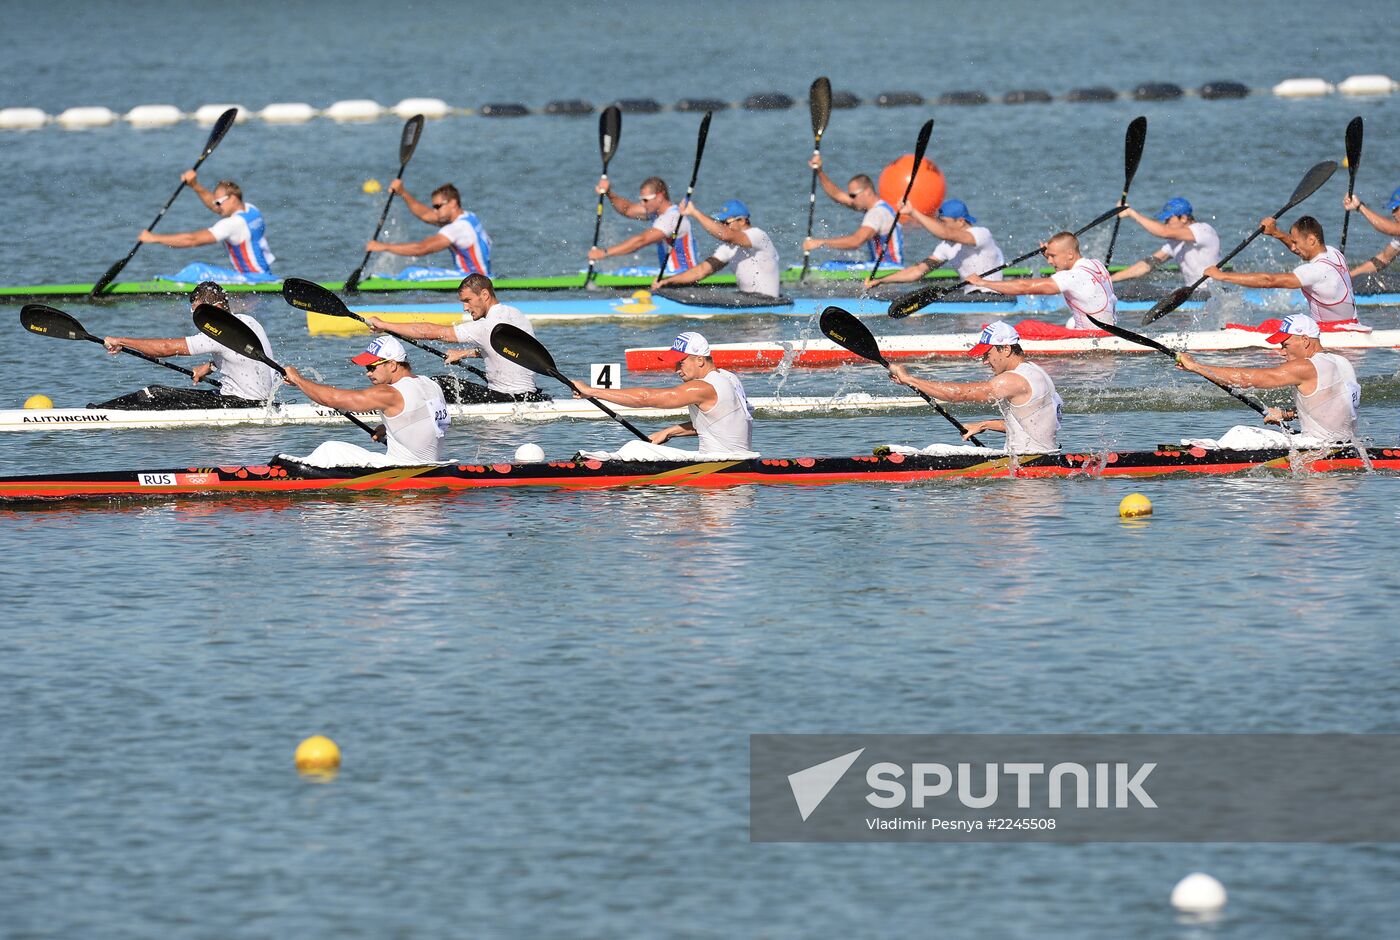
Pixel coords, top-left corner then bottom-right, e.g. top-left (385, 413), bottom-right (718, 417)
top-left (1387, 187), bottom-right (1400, 212)
top-left (712, 199), bottom-right (750, 221)
top-left (939, 199), bottom-right (976, 224)
top-left (1157, 197), bottom-right (1193, 221)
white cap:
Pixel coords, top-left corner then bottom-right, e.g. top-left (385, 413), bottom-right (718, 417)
top-left (351, 334), bottom-right (409, 365)
top-left (968, 321), bottom-right (1021, 356)
top-left (1266, 314), bottom-right (1321, 344)
top-left (660, 331), bottom-right (712, 364)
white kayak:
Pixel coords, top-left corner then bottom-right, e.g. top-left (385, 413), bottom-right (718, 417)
top-left (0, 393), bottom-right (926, 433)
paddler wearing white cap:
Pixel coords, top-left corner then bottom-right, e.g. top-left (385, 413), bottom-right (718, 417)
top-left (284, 334), bottom-right (450, 464)
top-left (887, 321), bottom-right (1063, 454)
top-left (652, 199), bottom-right (781, 297)
top-left (1176, 314), bottom-right (1361, 442)
top-left (570, 331), bottom-right (753, 452)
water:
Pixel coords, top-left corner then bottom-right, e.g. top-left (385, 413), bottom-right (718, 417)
top-left (4, 2), bottom-right (1400, 937)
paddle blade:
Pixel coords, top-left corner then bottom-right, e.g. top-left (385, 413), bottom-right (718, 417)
top-left (1344, 116), bottom-right (1363, 181)
top-left (1283, 160), bottom-right (1337, 213)
top-left (809, 76), bottom-right (832, 140)
top-left (192, 304), bottom-right (279, 371)
top-left (200, 108), bottom-right (238, 161)
top-left (898, 119), bottom-right (935, 204)
top-left (886, 284), bottom-right (944, 319)
top-left (1123, 116), bottom-right (1147, 187)
top-left (819, 306), bottom-right (886, 365)
top-left (599, 105), bottom-right (622, 169)
top-left (399, 114), bottom-right (425, 165)
top-left (490, 323), bottom-right (558, 378)
top-left (693, 111), bottom-right (713, 172)
top-left (20, 304), bottom-right (94, 342)
top-left (282, 277), bottom-right (354, 318)
top-left (1142, 284), bottom-right (1197, 325)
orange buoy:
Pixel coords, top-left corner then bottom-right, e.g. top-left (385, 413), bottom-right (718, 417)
top-left (878, 154), bottom-right (946, 215)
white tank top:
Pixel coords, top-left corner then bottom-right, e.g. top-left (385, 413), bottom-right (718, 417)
top-left (383, 375), bottom-right (449, 463)
top-left (1050, 258), bottom-right (1117, 328)
top-left (689, 369), bottom-right (753, 453)
top-left (1293, 246), bottom-right (1356, 323)
top-left (997, 361), bottom-right (1062, 454)
top-left (1296, 352), bottom-right (1360, 443)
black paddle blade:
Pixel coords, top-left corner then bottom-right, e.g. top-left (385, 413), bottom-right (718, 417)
top-left (819, 306), bottom-right (886, 365)
top-left (1086, 314), bottom-right (1175, 356)
top-left (201, 108), bottom-right (238, 160)
top-left (1344, 117), bottom-right (1363, 180)
top-left (1285, 160), bottom-right (1338, 212)
top-left (20, 304), bottom-right (94, 342)
top-left (887, 284), bottom-right (941, 319)
top-left (599, 105), bottom-right (622, 168)
top-left (1142, 284), bottom-right (1197, 325)
top-left (399, 114), bottom-right (425, 164)
top-left (192, 303), bottom-right (280, 372)
top-left (282, 277), bottom-right (353, 318)
top-left (809, 76), bottom-right (832, 140)
top-left (1123, 116), bottom-right (1148, 187)
top-left (900, 119), bottom-right (935, 203)
top-left (490, 323), bottom-right (558, 378)
top-left (692, 112), bottom-right (713, 178)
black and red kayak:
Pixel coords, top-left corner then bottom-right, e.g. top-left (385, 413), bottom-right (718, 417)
top-left (1, 445), bottom-right (1397, 505)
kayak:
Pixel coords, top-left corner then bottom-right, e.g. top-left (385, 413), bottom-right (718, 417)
top-left (3, 444), bottom-right (1396, 504)
top-left (624, 319), bottom-right (1400, 371)
top-left (0, 392), bottom-right (924, 433)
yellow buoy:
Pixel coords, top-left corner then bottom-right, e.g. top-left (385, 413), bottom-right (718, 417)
top-left (295, 735), bottom-right (341, 773)
top-left (1119, 493), bottom-right (1153, 517)
top-left (362, 178), bottom-right (382, 194)
top-left (24, 394), bottom-right (54, 409)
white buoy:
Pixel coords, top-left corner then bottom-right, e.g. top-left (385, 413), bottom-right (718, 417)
top-left (1272, 77), bottom-right (1334, 98)
top-left (0, 107), bottom-right (49, 130)
top-left (125, 104), bottom-right (183, 127)
top-left (259, 102), bottom-right (317, 124)
top-left (325, 99), bottom-right (384, 122)
top-left (514, 443), bottom-right (546, 463)
top-left (393, 97), bottom-right (451, 119)
top-left (194, 104), bottom-right (247, 124)
top-left (1338, 74), bottom-right (1398, 96)
top-left (1171, 872), bottom-right (1227, 913)
top-left (55, 106), bottom-right (118, 129)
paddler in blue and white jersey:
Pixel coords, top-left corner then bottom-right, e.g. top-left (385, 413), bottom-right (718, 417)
top-left (802, 154), bottom-right (903, 267)
top-left (588, 176), bottom-right (697, 275)
top-left (138, 176), bottom-right (275, 276)
top-left (872, 198), bottom-right (1002, 290)
top-left (1177, 314), bottom-right (1361, 443)
top-left (888, 321), bottom-right (1062, 454)
top-left (570, 331), bottom-right (753, 452)
top-left (366, 181), bottom-right (493, 276)
top-left (1343, 187), bottom-right (1400, 276)
top-left (1109, 197), bottom-right (1221, 287)
top-left (652, 199), bottom-right (781, 298)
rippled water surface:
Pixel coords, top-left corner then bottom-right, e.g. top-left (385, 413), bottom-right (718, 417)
top-left (4, 2), bottom-right (1400, 938)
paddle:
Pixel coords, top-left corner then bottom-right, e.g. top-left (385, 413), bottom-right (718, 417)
top-left (489, 323), bottom-right (649, 441)
top-left (584, 105), bottom-right (623, 289)
top-left (20, 303), bottom-right (223, 389)
top-left (1085, 314), bottom-right (1291, 429)
top-left (888, 204), bottom-right (1127, 318)
top-left (91, 108), bottom-right (238, 297)
top-left (818, 305), bottom-right (987, 446)
top-left (658, 111), bottom-right (712, 282)
top-left (191, 303), bottom-right (378, 436)
top-left (345, 114), bottom-right (426, 293)
top-left (281, 277), bottom-right (487, 382)
top-left (797, 77), bottom-right (833, 282)
top-left (1103, 116), bottom-right (1148, 266)
top-left (867, 118), bottom-right (934, 284)
top-left (1142, 160), bottom-right (1338, 324)
top-left (1339, 116), bottom-right (1363, 257)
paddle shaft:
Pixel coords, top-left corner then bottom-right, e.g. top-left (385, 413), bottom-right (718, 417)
top-left (883, 358), bottom-right (987, 446)
top-left (344, 155), bottom-right (411, 292)
top-left (584, 108), bottom-right (622, 287)
top-left (354, 313), bottom-right (490, 382)
top-left (1104, 116), bottom-right (1148, 266)
top-left (868, 119), bottom-right (934, 283)
top-left (546, 368), bottom-right (651, 441)
top-left (798, 147), bottom-right (824, 281)
top-left (659, 112), bottom-right (712, 282)
top-left (105, 338), bottom-right (222, 388)
top-left (798, 78), bottom-right (832, 281)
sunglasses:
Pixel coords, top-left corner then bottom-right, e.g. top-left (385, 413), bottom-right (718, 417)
top-left (431, 202), bottom-right (448, 209)
top-left (846, 189), bottom-right (865, 199)
top-left (364, 359), bottom-right (390, 372)
top-left (213, 196), bottom-right (231, 207)
top-left (639, 193), bottom-right (659, 202)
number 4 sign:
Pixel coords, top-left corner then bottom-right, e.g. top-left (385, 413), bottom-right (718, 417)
top-left (589, 363), bottom-right (622, 388)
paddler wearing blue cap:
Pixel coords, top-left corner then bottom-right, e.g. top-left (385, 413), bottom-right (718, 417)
top-left (887, 321), bottom-right (1062, 454)
top-left (1342, 186), bottom-right (1400, 276)
top-left (651, 199), bottom-right (781, 297)
top-left (1109, 197), bottom-right (1221, 286)
top-left (872, 198), bottom-right (1005, 291)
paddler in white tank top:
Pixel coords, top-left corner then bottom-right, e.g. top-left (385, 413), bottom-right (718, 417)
top-left (888, 321), bottom-right (1063, 454)
top-left (285, 334), bottom-right (450, 464)
top-left (967, 231), bottom-right (1117, 329)
top-left (1178, 314), bottom-right (1361, 443)
top-left (571, 331), bottom-right (754, 453)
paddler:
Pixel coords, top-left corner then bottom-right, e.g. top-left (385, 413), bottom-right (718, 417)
top-left (801, 154), bottom-right (903, 267)
top-left (1109, 197), bottom-right (1221, 286)
top-left (651, 199), bottom-right (780, 298)
top-left (1342, 188), bottom-right (1400, 276)
top-left (570, 331), bottom-right (753, 452)
top-left (366, 274), bottom-right (546, 404)
top-left (283, 334), bottom-right (449, 464)
top-left (365, 181), bottom-right (493, 277)
top-left (887, 321), bottom-right (1062, 454)
top-left (588, 176), bottom-right (697, 276)
top-left (1176, 314), bottom-right (1360, 442)
top-left (871, 198), bottom-right (1003, 290)
top-left (1202, 216), bottom-right (1360, 326)
top-left (95, 281), bottom-right (278, 409)
top-left (137, 177), bottom-right (275, 278)
top-left (966, 231), bottom-right (1118, 328)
